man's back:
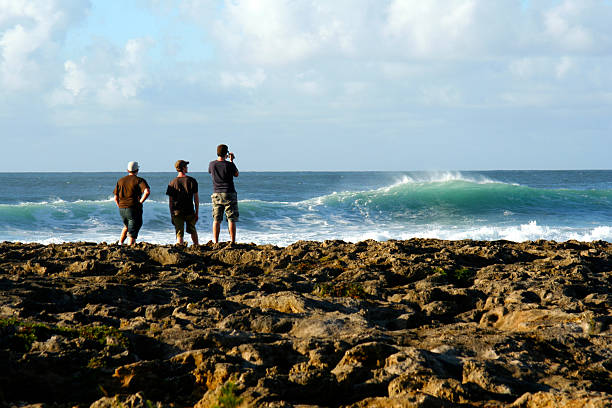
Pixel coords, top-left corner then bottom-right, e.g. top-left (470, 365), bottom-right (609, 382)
top-left (208, 160), bottom-right (238, 193)
top-left (166, 176), bottom-right (198, 215)
top-left (114, 175), bottom-right (149, 208)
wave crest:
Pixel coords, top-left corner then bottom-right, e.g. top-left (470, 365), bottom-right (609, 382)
top-left (389, 171), bottom-right (506, 188)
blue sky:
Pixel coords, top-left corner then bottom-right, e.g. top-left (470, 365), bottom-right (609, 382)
top-left (1, 0), bottom-right (612, 171)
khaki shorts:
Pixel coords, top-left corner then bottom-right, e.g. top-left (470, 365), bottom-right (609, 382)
top-left (172, 213), bottom-right (197, 239)
top-left (211, 193), bottom-right (239, 222)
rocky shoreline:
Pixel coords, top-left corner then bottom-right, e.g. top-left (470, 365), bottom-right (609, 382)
top-left (0, 239), bottom-right (610, 407)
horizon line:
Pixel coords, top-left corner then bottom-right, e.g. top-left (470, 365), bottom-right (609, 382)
top-left (2, 169), bottom-right (612, 174)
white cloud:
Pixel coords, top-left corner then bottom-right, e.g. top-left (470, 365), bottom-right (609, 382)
top-left (384, 0), bottom-right (477, 56)
top-left (210, 0), bottom-right (374, 65)
top-left (55, 38), bottom-right (154, 107)
top-left (220, 69), bottom-right (266, 88)
top-left (508, 55), bottom-right (579, 82)
top-left (509, 58), bottom-right (538, 79)
top-left (343, 82), bottom-right (368, 96)
top-left (555, 56), bottom-right (573, 79)
top-left (213, 0), bottom-right (319, 65)
top-left (379, 62), bottom-right (428, 80)
top-left (500, 91), bottom-right (556, 108)
top-left (63, 60), bottom-right (87, 96)
top-left (508, 57), bottom-right (567, 80)
top-left (543, 0), bottom-right (594, 51)
top-left (295, 80), bottom-right (323, 96)
top-left (421, 85), bottom-right (461, 106)
top-left (0, 0), bottom-right (88, 91)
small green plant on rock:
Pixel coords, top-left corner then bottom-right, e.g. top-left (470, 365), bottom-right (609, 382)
top-left (79, 325), bottom-right (129, 349)
top-left (314, 281), bottom-right (367, 299)
top-left (213, 381), bottom-right (243, 408)
top-left (88, 355), bottom-right (107, 369)
top-left (0, 318), bottom-right (129, 353)
top-left (1, 318), bottom-right (54, 352)
top-left (431, 266), bottom-right (445, 274)
top-left (441, 267), bottom-right (476, 285)
top-left (454, 267), bottom-right (475, 281)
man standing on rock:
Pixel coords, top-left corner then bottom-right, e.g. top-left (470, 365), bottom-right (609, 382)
top-left (113, 161), bottom-right (150, 246)
top-left (208, 144), bottom-right (239, 243)
top-left (166, 160), bottom-right (199, 246)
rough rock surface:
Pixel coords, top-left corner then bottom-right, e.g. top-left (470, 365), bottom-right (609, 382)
top-left (0, 239), bottom-right (610, 407)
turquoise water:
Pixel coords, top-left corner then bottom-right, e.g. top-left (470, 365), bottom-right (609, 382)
top-left (1, 171), bottom-right (611, 245)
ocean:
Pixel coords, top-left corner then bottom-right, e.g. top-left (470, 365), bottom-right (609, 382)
top-left (1, 171), bottom-right (611, 246)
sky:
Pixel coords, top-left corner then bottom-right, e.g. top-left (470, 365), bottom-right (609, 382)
top-left (1, 0), bottom-right (612, 172)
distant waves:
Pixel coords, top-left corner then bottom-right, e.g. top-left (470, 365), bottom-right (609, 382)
top-left (1, 171), bottom-right (611, 244)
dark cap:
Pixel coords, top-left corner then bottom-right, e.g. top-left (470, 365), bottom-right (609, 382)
top-left (175, 160), bottom-right (189, 171)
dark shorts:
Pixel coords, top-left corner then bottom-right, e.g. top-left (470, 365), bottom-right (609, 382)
top-left (119, 206), bottom-right (143, 239)
top-left (172, 213), bottom-right (197, 239)
top-left (211, 192), bottom-right (239, 222)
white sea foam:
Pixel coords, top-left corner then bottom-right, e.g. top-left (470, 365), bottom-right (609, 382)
top-left (8, 221), bottom-right (612, 246)
top-left (7, 198), bottom-right (116, 207)
top-left (73, 198), bottom-right (115, 204)
top-left (328, 222), bottom-right (612, 246)
top-left (567, 226), bottom-right (612, 242)
top-left (389, 171), bottom-right (512, 187)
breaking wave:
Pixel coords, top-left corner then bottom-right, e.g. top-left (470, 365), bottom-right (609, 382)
top-left (2, 173), bottom-right (611, 245)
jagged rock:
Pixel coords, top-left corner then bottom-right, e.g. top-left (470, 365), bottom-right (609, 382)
top-left (148, 246), bottom-right (186, 266)
top-left (332, 341), bottom-right (397, 384)
top-left (0, 239), bottom-right (610, 407)
top-left (511, 391), bottom-right (612, 408)
top-left (90, 392), bottom-right (169, 408)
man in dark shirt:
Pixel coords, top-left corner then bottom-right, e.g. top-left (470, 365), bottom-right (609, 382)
top-left (113, 161), bottom-right (150, 245)
top-left (166, 160), bottom-right (199, 246)
top-left (208, 144), bottom-right (239, 243)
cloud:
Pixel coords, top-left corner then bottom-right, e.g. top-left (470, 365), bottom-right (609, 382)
top-left (508, 56), bottom-right (572, 80)
top-left (421, 85), bottom-right (462, 107)
top-left (53, 37), bottom-right (154, 107)
top-left (543, 0), bottom-right (594, 52)
top-left (3, 0), bottom-right (612, 171)
top-left (220, 69), bottom-right (266, 88)
top-left (384, 0), bottom-right (477, 56)
top-left (199, 0), bottom-right (606, 67)
top-left (213, 0), bottom-right (319, 65)
top-left (0, 0), bottom-right (88, 91)
top-left (209, 0), bottom-right (375, 65)
top-left (555, 56), bottom-right (573, 79)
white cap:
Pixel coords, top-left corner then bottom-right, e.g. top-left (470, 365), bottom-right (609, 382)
top-left (127, 161), bottom-right (139, 172)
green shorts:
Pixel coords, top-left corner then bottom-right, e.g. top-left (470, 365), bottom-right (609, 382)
top-left (211, 193), bottom-right (239, 222)
top-left (172, 213), bottom-right (197, 239)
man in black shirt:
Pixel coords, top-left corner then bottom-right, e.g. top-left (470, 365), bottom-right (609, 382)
top-left (208, 144), bottom-right (239, 243)
top-left (166, 160), bottom-right (199, 246)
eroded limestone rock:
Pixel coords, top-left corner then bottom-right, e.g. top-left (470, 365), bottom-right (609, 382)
top-left (0, 239), bottom-right (610, 407)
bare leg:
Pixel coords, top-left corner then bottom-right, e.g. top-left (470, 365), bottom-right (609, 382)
top-left (127, 236), bottom-right (136, 246)
top-left (119, 227), bottom-right (128, 245)
top-left (228, 220), bottom-right (237, 243)
top-left (177, 234), bottom-right (184, 245)
top-left (212, 221), bottom-right (221, 243)
top-left (190, 231), bottom-right (199, 246)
